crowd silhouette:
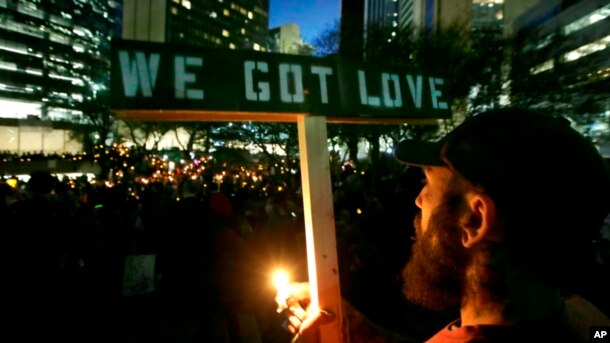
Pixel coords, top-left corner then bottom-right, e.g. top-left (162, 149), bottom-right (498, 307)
top-left (1, 151), bottom-right (609, 342)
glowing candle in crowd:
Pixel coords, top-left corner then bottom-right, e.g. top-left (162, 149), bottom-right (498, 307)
top-left (273, 269), bottom-right (290, 313)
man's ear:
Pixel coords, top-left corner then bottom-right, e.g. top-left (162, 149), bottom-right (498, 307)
top-left (461, 192), bottom-right (497, 248)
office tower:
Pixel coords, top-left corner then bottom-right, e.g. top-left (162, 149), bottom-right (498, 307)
top-left (512, 0), bottom-right (610, 119)
top-left (0, 0), bottom-right (121, 152)
top-left (340, 0), bottom-right (473, 60)
top-left (269, 23), bottom-right (299, 54)
top-left (340, 0), bottom-right (365, 59)
top-left (122, 0), bottom-right (269, 51)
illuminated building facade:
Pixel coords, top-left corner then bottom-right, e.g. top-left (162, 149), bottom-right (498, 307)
top-left (364, 0), bottom-right (401, 44)
top-left (401, 0), bottom-right (537, 37)
top-left (0, 0), bottom-right (121, 122)
top-left (0, 0), bottom-right (121, 153)
top-left (512, 0), bottom-right (610, 110)
top-left (122, 0), bottom-right (269, 51)
top-left (269, 23), bottom-right (304, 55)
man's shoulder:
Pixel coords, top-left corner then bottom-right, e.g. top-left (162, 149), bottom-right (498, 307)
top-left (425, 319), bottom-right (569, 343)
top-left (424, 297), bottom-right (610, 343)
top-left (563, 294), bottom-right (610, 341)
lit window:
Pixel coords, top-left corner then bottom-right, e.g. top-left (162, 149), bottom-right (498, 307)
top-left (248, 11), bottom-right (253, 19)
top-left (562, 34), bottom-right (610, 62)
top-left (563, 3), bottom-right (610, 35)
top-left (182, 0), bottom-right (191, 9)
top-left (241, 28), bottom-right (246, 34)
top-left (222, 29), bottom-right (229, 37)
top-left (172, 7), bottom-right (178, 14)
top-left (253, 43), bottom-right (260, 51)
top-left (224, 9), bottom-right (229, 16)
top-left (229, 43), bottom-right (236, 49)
top-left (210, 11), bottom-right (217, 18)
top-left (530, 59), bottom-right (554, 74)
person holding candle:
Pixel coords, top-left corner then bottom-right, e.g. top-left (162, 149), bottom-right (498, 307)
top-left (278, 107), bottom-right (610, 342)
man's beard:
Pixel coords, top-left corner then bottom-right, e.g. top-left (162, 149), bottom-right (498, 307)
top-left (402, 196), bottom-right (470, 311)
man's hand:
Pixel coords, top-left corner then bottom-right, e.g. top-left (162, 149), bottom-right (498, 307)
top-left (276, 282), bottom-right (335, 343)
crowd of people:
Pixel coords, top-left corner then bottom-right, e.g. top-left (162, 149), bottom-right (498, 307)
top-left (0, 149), bottom-right (446, 342)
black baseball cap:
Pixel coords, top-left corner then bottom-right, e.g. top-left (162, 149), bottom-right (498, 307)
top-left (394, 107), bottom-right (610, 233)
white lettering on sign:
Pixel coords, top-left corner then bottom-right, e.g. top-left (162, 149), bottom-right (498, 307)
top-left (114, 47), bottom-right (450, 115)
top-left (382, 73), bottom-right (401, 108)
top-left (594, 330), bottom-right (607, 338)
top-left (119, 51), bottom-right (160, 97)
top-left (358, 70), bottom-right (447, 110)
top-left (175, 56), bottom-right (204, 100)
top-left (358, 70), bottom-right (381, 106)
top-left (244, 61), bottom-right (270, 101)
top-left (245, 62), bottom-right (333, 104)
top-left (406, 75), bottom-right (423, 108)
top-left (310, 66), bottom-right (333, 104)
top-left (429, 78), bottom-right (448, 110)
top-left (279, 63), bottom-right (304, 103)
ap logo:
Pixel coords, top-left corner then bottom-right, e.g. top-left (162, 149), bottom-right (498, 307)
top-left (591, 327), bottom-right (610, 342)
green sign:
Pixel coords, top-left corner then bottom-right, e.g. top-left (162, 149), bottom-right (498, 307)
top-left (110, 39), bottom-right (451, 119)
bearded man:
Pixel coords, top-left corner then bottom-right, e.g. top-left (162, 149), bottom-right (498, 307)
top-left (281, 108), bottom-right (610, 342)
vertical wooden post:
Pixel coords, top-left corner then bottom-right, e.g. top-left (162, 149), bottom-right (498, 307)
top-left (297, 115), bottom-right (343, 343)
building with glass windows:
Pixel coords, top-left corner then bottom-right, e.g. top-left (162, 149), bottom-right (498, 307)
top-left (122, 0), bottom-right (269, 51)
top-left (340, 0), bottom-right (538, 59)
top-left (268, 23), bottom-right (307, 55)
top-left (510, 0), bottom-right (610, 156)
top-left (511, 0), bottom-right (609, 121)
top-left (0, 0), bottom-right (121, 153)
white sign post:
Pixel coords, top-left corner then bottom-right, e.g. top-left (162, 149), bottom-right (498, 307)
top-left (298, 115), bottom-right (343, 342)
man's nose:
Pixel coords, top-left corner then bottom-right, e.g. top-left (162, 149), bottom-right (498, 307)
top-left (414, 191), bottom-right (423, 209)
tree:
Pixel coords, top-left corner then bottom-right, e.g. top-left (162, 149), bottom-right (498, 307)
top-left (79, 90), bottom-right (116, 153)
top-left (468, 28), bottom-right (511, 113)
top-left (121, 121), bottom-right (173, 152)
top-left (173, 123), bottom-right (214, 157)
top-left (210, 122), bottom-right (298, 166)
top-left (312, 20), bottom-right (341, 57)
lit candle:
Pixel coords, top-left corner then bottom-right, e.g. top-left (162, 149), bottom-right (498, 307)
top-left (272, 269), bottom-right (290, 313)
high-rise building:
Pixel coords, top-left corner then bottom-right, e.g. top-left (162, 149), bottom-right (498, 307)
top-left (340, 0), bottom-right (475, 60)
top-left (399, 0), bottom-right (537, 38)
top-left (340, 0), bottom-right (540, 52)
top-left (340, 0), bottom-right (365, 59)
top-left (471, 0), bottom-right (541, 38)
top-left (122, 0), bottom-right (269, 51)
top-left (269, 23), bottom-right (305, 54)
top-left (398, 0), bottom-right (475, 32)
top-left (0, 0), bottom-right (121, 153)
top-left (512, 0), bottom-right (610, 117)
top-left (364, 0), bottom-right (401, 44)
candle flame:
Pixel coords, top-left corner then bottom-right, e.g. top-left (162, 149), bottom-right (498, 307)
top-left (273, 269), bottom-right (290, 313)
